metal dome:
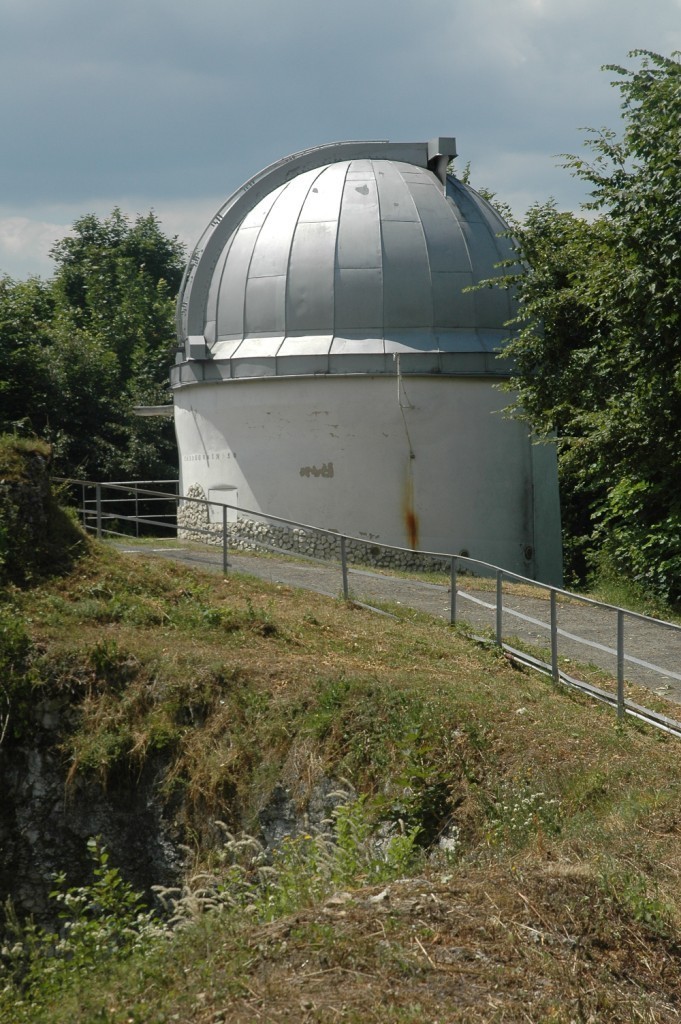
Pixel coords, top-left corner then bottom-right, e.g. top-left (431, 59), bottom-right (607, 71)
top-left (172, 139), bottom-right (518, 386)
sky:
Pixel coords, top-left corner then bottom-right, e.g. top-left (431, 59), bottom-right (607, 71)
top-left (1, 0), bottom-right (679, 280)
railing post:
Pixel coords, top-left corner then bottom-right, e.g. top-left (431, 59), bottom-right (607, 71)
top-left (81, 482), bottom-right (87, 528)
top-left (222, 504), bottom-right (228, 575)
top-left (495, 570), bottom-right (503, 646)
top-left (340, 536), bottom-right (349, 600)
top-left (617, 609), bottom-right (625, 720)
top-left (550, 589), bottom-right (559, 682)
top-left (95, 483), bottom-right (102, 539)
top-left (450, 556), bottom-right (457, 625)
top-left (135, 487), bottom-right (139, 538)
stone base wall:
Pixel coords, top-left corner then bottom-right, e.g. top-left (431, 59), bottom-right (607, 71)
top-left (177, 484), bottom-right (449, 574)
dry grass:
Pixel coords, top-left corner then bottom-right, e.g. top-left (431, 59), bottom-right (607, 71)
top-left (5, 541), bottom-right (681, 1022)
top-left (40, 860), bottom-right (681, 1023)
top-left (199, 866), bottom-right (681, 1023)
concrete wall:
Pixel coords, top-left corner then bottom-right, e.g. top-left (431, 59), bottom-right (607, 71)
top-left (173, 374), bottom-right (562, 584)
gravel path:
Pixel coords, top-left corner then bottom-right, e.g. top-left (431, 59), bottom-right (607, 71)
top-left (116, 543), bottom-right (681, 705)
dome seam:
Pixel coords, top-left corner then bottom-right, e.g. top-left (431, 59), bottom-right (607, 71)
top-left (332, 160), bottom-right (353, 347)
top-left (372, 160), bottom-right (386, 350)
top-left (282, 165), bottom-right (329, 355)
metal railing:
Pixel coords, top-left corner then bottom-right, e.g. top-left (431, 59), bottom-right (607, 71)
top-left (71, 479), bottom-right (179, 539)
top-left (60, 478), bottom-right (681, 738)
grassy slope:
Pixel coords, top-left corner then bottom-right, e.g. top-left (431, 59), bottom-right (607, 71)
top-left (3, 543), bottom-right (681, 1022)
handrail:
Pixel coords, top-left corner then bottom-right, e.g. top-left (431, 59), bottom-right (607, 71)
top-left (60, 476), bottom-right (681, 635)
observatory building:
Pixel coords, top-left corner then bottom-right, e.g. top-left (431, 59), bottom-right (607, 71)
top-left (171, 138), bottom-right (562, 583)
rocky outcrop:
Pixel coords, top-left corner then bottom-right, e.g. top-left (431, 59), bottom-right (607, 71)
top-left (0, 694), bottom-right (186, 927)
top-left (0, 692), bottom-right (356, 930)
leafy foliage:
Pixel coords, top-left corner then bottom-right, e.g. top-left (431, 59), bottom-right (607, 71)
top-left (0, 276), bottom-right (54, 436)
top-left (0, 437), bottom-right (87, 587)
top-left (0, 210), bottom-right (185, 480)
top-left (501, 51), bottom-right (681, 601)
top-left (0, 839), bottom-right (160, 1013)
top-left (0, 806), bottom-right (424, 1018)
top-left (0, 603), bottom-right (34, 745)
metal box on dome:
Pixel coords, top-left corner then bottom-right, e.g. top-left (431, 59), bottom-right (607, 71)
top-left (171, 137), bottom-right (562, 583)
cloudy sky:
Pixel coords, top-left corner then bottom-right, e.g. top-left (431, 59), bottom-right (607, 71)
top-left (1, 0), bottom-right (679, 280)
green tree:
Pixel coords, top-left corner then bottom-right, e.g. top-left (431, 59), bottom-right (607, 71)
top-left (503, 51), bottom-right (681, 603)
top-left (498, 203), bottom-right (615, 583)
top-left (51, 209), bottom-right (184, 385)
top-left (0, 275), bottom-right (54, 437)
top-left (47, 209), bottom-right (185, 479)
top-left (0, 211), bottom-right (185, 480)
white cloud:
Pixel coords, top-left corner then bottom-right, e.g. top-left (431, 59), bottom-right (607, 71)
top-left (0, 196), bottom-right (228, 280)
top-left (0, 216), bottom-right (71, 280)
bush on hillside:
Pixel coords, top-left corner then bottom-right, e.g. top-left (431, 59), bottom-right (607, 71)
top-left (0, 436), bottom-right (87, 586)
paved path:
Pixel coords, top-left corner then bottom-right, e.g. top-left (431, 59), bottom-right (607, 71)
top-left (116, 543), bottom-right (681, 705)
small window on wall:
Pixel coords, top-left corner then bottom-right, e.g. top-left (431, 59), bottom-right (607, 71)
top-left (207, 486), bottom-right (238, 524)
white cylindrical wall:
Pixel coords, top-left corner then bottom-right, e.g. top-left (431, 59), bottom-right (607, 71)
top-left (174, 375), bottom-right (561, 581)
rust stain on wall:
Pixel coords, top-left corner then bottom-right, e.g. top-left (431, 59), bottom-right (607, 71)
top-left (403, 471), bottom-right (420, 550)
top-left (405, 507), bottom-right (419, 549)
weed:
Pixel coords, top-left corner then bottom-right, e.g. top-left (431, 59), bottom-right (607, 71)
top-left (486, 781), bottom-right (562, 849)
top-left (600, 868), bottom-right (675, 938)
top-left (244, 596), bottom-right (278, 636)
top-left (332, 796), bottom-right (424, 884)
top-left (87, 639), bottom-right (139, 691)
top-left (588, 552), bottom-right (681, 622)
top-left (154, 797), bottom-right (424, 929)
top-left (306, 676), bottom-right (353, 739)
top-left (0, 839), bottom-right (162, 1015)
top-left (0, 603), bottom-right (35, 743)
top-left (563, 769), bottom-right (610, 814)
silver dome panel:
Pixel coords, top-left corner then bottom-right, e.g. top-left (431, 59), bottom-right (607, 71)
top-left (173, 139), bottom-right (518, 385)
